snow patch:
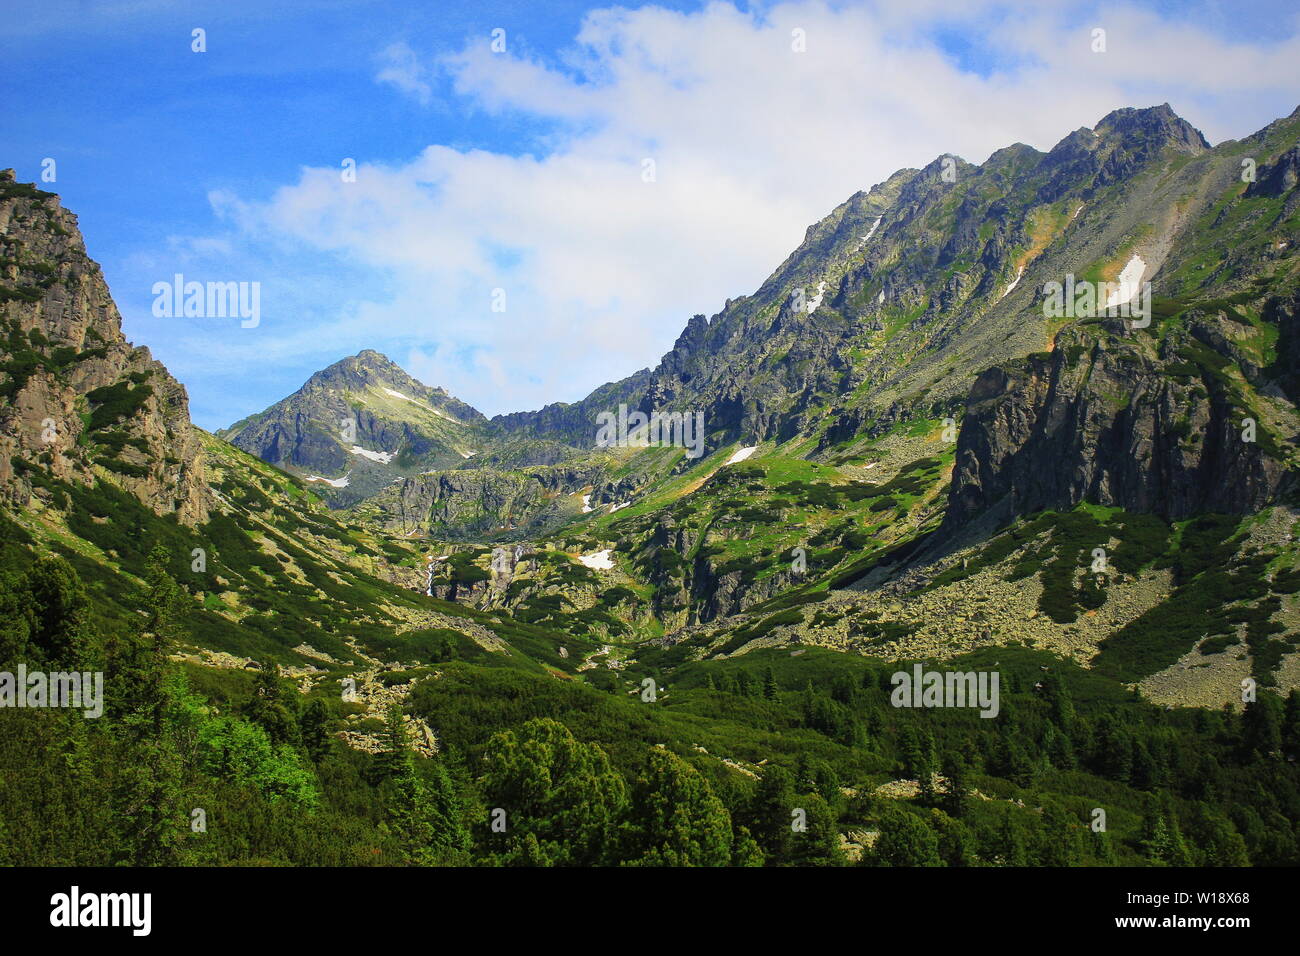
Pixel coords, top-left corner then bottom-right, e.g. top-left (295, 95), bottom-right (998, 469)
top-left (725, 445), bottom-right (758, 465)
top-left (806, 280), bottom-right (827, 313)
top-left (305, 473), bottom-right (350, 488)
top-left (609, 501), bottom-right (631, 513)
top-left (1104, 254), bottom-right (1147, 309)
top-left (350, 445), bottom-right (394, 464)
top-left (578, 549), bottom-right (614, 570)
top-left (581, 494), bottom-right (593, 514)
top-left (861, 216), bottom-right (883, 243)
top-left (999, 265), bottom-right (1025, 301)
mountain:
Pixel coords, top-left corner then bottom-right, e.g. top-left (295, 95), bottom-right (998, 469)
top-left (947, 109), bottom-right (1300, 528)
top-left (484, 104), bottom-right (1219, 457)
top-left (218, 349), bottom-right (488, 505)
top-left (4, 103), bottom-right (1300, 870)
top-left (271, 104), bottom-right (1284, 541)
top-left (0, 167), bottom-right (604, 736)
top-left (140, 102), bottom-right (1300, 699)
top-left (339, 103), bottom-right (1300, 706)
top-left (256, 104), bottom-right (1300, 556)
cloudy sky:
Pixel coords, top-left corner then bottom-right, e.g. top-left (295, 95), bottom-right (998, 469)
top-left (3, 0), bottom-right (1299, 430)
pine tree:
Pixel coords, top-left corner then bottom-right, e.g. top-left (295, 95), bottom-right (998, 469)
top-left (379, 705), bottom-right (468, 864)
top-left (872, 805), bottom-right (940, 867)
top-left (801, 681), bottom-right (816, 724)
top-left (1283, 690), bottom-right (1300, 761)
top-left (1241, 695), bottom-right (1283, 761)
top-left (929, 808), bottom-right (976, 866)
top-left (731, 825), bottom-right (764, 866)
top-left (899, 723), bottom-right (934, 780)
top-left (940, 752), bottom-right (968, 818)
top-left (0, 569), bottom-right (33, 665)
top-left (1189, 806), bottom-right (1250, 867)
top-left (1041, 669), bottom-right (1075, 730)
top-left (424, 759), bottom-right (470, 861)
top-left (991, 809), bottom-right (1030, 866)
top-left (386, 755), bottom-right (435, 865)
top-left (789, 793), bottom-right (841, 866)
top-left (374, 704), bottom-right (411, 782)
top-left (744, 764), bottom-right (796, 864)
top-left (510, 832), bottom-right (553, 867)
top-left (245, 662), bottom-right (299, 746)
top-left (1094, 715), bottom-right (1133, 782)
top-left (623, 747), bottom-right (735, 866)
top-left (113, 546), bottom-right (187, 866)
top-left (26, 555), bottom-right (91, 667)
top-left (1039, 802), bottom-right (1085, 866)
top-left (1141, 803), bottom-right (1191, 866)
top-left (1131, 740), bottom-right (1160, 790)
top-left (299, 697), bottom-right (333, 764)
top-left (480, 717), bottom-right (628, 866)
top-left (1044, 722), bottom-right (1077, 770)
top-left (1089, 827), bottom-right (1118, 865)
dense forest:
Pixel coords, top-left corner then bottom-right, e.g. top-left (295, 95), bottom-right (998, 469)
top-left (3, 516), bottom-right (1296, 866)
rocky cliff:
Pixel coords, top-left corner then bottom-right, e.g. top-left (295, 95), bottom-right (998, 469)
top-left (0, 169), bottom-right (208, 524)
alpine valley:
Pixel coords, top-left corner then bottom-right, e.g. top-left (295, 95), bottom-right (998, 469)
top-left (4, 103), bottom-right (1300, 867)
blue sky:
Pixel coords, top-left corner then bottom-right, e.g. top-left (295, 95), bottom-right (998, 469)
top-left (3, 0), bottom-right (1299, 430)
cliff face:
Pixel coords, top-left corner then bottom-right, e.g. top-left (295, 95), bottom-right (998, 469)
top-left (944, 117), bottom-right (1300, 530)
top-left (0, 170), bottom-right (208, 523)
top-left (946, 320), bottom-right (1294, 526)
top-left (359, 461), bottom-right (608, 539)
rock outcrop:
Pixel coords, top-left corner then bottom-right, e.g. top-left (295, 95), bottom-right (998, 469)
top-left (0, 170), bottom-right (208, 523)
top-left (946, 318), bottom-right (1294, 527)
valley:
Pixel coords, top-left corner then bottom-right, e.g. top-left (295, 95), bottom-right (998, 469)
top-left (3, 103), bottom-right (1300, 868)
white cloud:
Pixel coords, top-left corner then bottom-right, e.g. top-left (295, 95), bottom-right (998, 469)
top-left (375, 41), bottom-right (435, 105)
top-left (205, 0), bottom-right (1300, 418)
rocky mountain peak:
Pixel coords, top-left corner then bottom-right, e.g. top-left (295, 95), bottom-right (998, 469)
top-left (218, 348), bottom-right (489, 505)
top-left (1094, 103), bottom-right (1211, 154)
top-left (310, 349), bottom-right (410, 389)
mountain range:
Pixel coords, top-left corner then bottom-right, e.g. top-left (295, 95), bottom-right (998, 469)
top-left (4, 103), bottom-right (1300, 868)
